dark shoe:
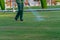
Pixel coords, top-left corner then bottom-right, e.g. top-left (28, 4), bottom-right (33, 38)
top-left (15, 18), bottom-right (17, 21)
top-left (20, 19), bottom-right (23, 21)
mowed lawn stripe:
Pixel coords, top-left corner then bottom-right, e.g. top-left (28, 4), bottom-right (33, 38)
top-left (0, 11), bottom-right (60, 40)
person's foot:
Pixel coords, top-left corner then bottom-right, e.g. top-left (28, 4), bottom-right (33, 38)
top-left (15, 18), bottom-right (17, 21)
top-left (20, 19), bottom-right (23, 21)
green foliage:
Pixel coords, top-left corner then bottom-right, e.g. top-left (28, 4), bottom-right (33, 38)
top-left (56, 0), bottom-right (60, 2)
top-left (40, 0), bottom-right (47, 9)
top-left (0, 0), bottom-right (5, 10)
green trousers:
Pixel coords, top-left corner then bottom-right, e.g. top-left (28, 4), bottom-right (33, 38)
top-left (15, 3), bottom-right (24, 20)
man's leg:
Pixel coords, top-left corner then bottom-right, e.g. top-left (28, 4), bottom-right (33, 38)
top-left (20, 4), bottom-right (24, 21)
top-left (15, 3), bottom-right (20, 21)
top-left (15, 11), bottom-right (20, 21)
top-left (20, 10), bottom-right (23, 21)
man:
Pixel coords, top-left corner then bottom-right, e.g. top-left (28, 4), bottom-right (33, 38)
top-left (15, 0), bottom-right (24, 21)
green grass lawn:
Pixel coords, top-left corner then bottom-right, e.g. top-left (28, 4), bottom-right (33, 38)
top-left (0, 11), bottom-right (60, 40)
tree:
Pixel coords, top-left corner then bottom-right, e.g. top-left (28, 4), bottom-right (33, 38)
top-left (0, 0), bottom-right (5, 10)
top-left (40, 0), bottom-right (47, 9)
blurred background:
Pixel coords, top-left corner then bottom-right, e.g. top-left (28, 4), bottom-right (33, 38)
top-left (4, 0), bottom-right (60, 9)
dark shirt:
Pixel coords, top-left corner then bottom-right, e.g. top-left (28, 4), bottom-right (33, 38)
top-left (16, 0), bottom-right (24, 4)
